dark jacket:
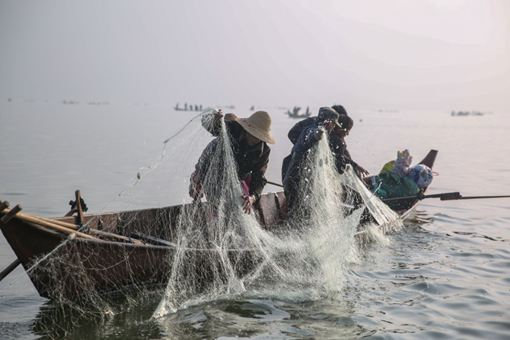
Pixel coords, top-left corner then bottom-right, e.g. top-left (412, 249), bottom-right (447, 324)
top-left (286, 116), bottom-right (363, 176)
top-left (282, 124), bottom-right (323, 211)
top-left (287, 117), bottom-right (318, 145)
top-left (194, 114), bottom-right (270, 198)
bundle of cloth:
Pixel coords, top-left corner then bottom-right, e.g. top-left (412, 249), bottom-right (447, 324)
top-left (370, 149), bottom-right (433, 199)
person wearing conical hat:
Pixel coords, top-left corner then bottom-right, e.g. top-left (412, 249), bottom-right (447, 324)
top-left (189, 109), bottom-right (275, 214)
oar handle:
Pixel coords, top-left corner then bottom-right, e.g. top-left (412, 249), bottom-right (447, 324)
top-left (267, 180), bottom-right (284, 188)
top-left (383, 191), bottom-right (510, 202)
top-left (431, 192), bottom-right (461, 200)
top-left (452, 194), bottom-right (510, 200)
top-left (382, 192), bottom-right (461, 202)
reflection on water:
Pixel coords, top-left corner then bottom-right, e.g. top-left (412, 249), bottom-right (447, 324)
top-left (157, 298), bottom-right (370, 339)
top-left (31, 295), bottom-right (370, 339)
top-left (32, 297), bottom-right (163, 339)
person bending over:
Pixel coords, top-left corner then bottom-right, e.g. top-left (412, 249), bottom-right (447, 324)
top-left (190, 110), bottom-right (275, 214)
top-left (282, 107), bottom-right (339, 213)
top-left (283, 106), bottom-right (368, 180)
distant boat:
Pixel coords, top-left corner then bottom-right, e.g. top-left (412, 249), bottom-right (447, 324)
top-left (62, 100), bottom-right (79, 105)
top-left (87, 101), bottom-right (109, 106)
top-left (286, 106), bottom-right (311, 119)
top-left (451, 110), bottom-right (485, 117)
top-left (377, 109), bottom-right (399, 113)
top-left (175, 103), bottom-right (203, 112)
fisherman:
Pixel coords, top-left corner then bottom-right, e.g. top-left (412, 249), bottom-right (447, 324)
top-left (329, 113), bottom-right (368, 177)
top-left (282, 107), bottom-right (340, 212)
top-left (189, 110), bottom-right (275, 214)
top-left (283, 105), bottom-right (368, 179)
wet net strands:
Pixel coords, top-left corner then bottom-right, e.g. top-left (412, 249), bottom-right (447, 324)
top-left (2, 111), bottom-right (404, 335)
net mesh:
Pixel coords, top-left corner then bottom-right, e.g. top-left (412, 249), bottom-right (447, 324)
top-left (11, 111), bottom-right (403, 337)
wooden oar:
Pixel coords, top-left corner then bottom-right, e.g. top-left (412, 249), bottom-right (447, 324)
top-left (267, 180), bottom-right (284, 188)
top-left (1, 201), bottom-right (142, 244)
top-left (0, 258), bottom-right (21, 282)
top-left (442, 194), bottom-right (510, 201)
top-left (36, 215), bottom-right (143, 245)
top-left (2, 207), bottom-right (97, 240)
top-left (383, 191), bottom-right (510, 202)
top-left (0, 203), bottom-right (142, 283)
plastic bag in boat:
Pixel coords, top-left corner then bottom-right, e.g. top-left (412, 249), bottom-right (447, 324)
top-left (407, 164), bottom-right (433, 189)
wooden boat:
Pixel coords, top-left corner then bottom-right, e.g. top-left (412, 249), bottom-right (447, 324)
top-left (0, 150), bottom-right (437, 302)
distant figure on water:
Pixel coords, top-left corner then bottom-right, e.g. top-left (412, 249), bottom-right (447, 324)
top-left (189, 110), bottom-right (275, 214)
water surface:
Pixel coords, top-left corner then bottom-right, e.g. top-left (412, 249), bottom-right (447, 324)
top-left (1, 102), bottom-right (509, 339)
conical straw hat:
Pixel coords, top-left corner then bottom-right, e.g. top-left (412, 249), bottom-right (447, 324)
top-left (234, 111), bottom-right (276, 144)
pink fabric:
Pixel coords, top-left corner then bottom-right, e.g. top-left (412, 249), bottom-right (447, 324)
top-left (240, 176), bottom-right (252, 196)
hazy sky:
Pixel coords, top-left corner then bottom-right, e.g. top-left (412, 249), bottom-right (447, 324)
top-left (1, 0), bottom-right (509, 111)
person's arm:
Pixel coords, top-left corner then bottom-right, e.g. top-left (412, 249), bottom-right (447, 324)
top-left (341, 142), bottom-right (369, 177)
top-left (242, 146), bottom-right (270, 214)
top-left (347, 159), bottom-right (369, 177)
top-left (288, 118), bottom-right (313, 144)
top-left (201, 111), bottom-right (222, 136)
top-left (189, 140), bottom-right (217, 200)
top-left (248, 147), bottom-right (270, 198)
top-left (293, 126), bottom-right (323, 155)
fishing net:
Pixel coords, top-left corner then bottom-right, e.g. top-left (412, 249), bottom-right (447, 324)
top-left (15, 110), bottom-right (402, 337)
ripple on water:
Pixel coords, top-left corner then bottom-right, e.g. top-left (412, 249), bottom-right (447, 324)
top-left (483, 320), bottom-right (510, 332)
top-left (463, 294), bottom-right (497, 306)
top-left (416, 317), bottom-right (510, 339)
top-left (433, 211), bottom-right (472, 224)
top-left (416, 330), bottom-right (455, 339)
top-left (158, 299), bottom-right (313, 339)
top-left (224, 299), bottom-right (290, 321)
top-left (0, 192), bottom-right (28, 197)
top-left (405, 281), bottom-right (464, 296)
top-left (0, 321), bottom-right (33, 340)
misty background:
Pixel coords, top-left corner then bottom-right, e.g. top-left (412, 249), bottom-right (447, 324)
top-left (1, 0), bottom-right (509, 112)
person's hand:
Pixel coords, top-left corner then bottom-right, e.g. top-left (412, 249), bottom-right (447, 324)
top-left (322, 119), bottom-right (336, 132)
top-left (213, 109), bottom-right (223, 119)
top-left (357, 166), bottom-right (370, 178)
top-left (243, 195), bottom-right (256, 214)
top-left (314, 127), bottom-right (325, 141)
